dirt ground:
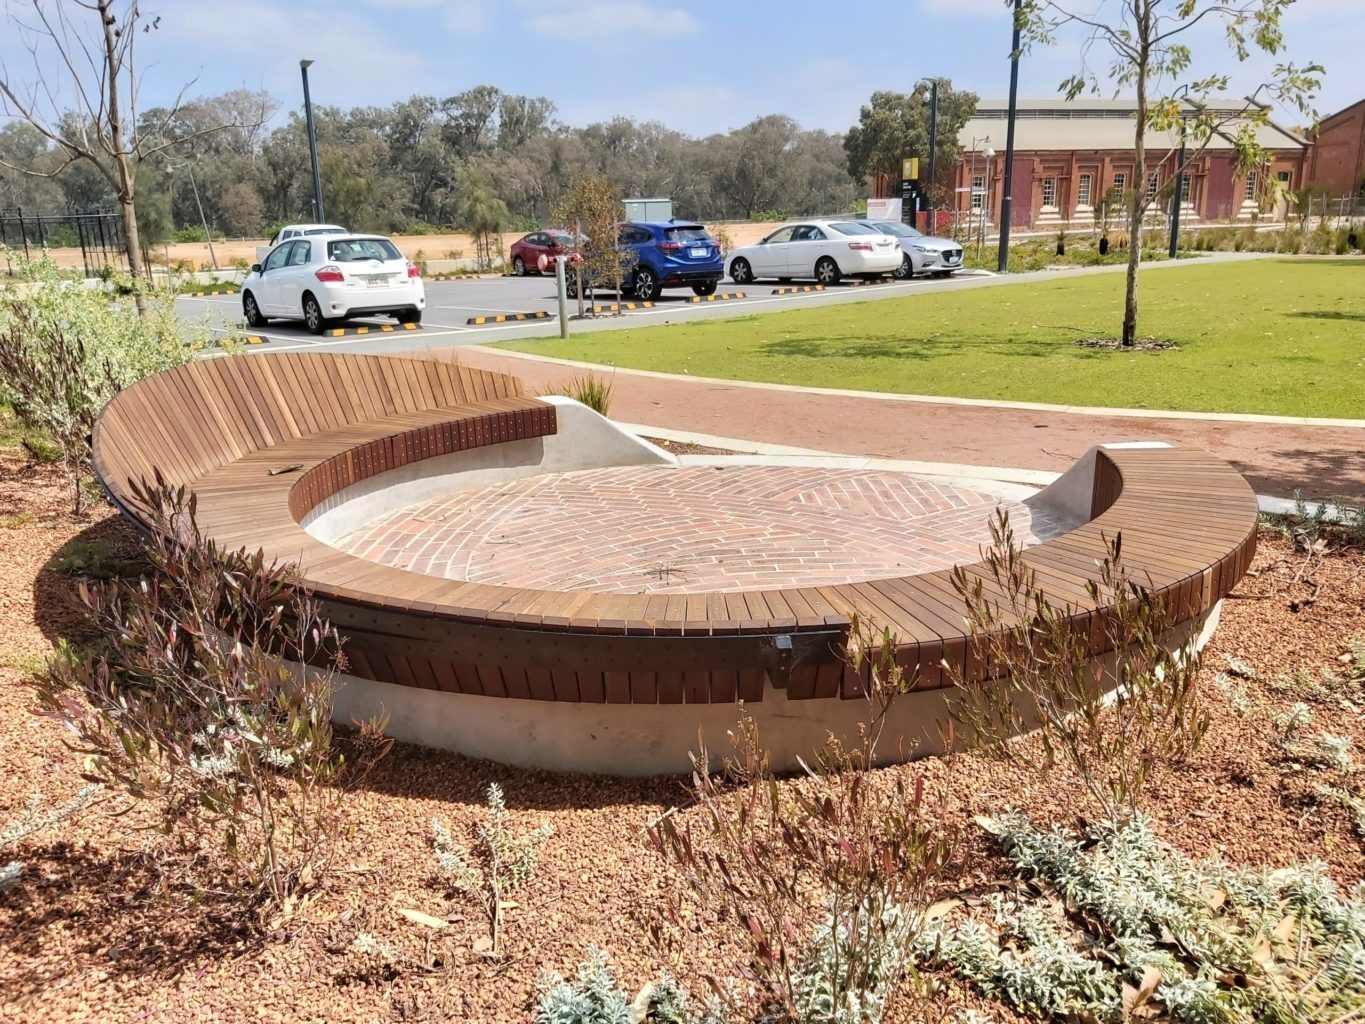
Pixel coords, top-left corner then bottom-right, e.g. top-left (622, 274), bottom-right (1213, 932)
top-left (2, 448), bottom-right (1363, 1023)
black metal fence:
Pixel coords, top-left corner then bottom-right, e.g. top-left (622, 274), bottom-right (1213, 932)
top-left (0, 208), bottom-right (126, 277)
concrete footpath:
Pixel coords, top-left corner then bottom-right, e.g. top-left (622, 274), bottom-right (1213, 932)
top-left (443, 346), bottom-right (1365, 503)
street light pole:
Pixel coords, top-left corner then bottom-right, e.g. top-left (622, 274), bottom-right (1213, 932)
top-left (997, 0), bottom-right (1022, 272)
top-left (926, 79), bottom-right (939, 233)
top-left (300, 59), bottom-right (325, 223)
top-left (1168, 121), bottom-right (1186, 258)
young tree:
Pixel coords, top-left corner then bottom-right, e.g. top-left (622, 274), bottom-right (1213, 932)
top-left (844, 84), bottom-right (979, 185)
top-left (457, 172), bottom-right (511, 271)
top-left (551, 176), bottom-right (634, 314)
top-left (0, 1), bottom-right (267, 310)
top-left (1020, 0), bottom-right (1320, 347)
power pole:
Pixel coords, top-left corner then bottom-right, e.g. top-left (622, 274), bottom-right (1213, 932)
top-left (997, 0), bottom-right (1022, 272)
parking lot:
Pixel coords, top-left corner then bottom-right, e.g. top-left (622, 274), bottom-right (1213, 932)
top-left (177, 269), bottom-right (991, 357)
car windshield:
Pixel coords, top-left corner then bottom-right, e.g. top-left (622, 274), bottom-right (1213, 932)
top-left (327, 238), bottom-right (402, 262)
top-left (828, 221), bottom-right (879, 235)
top-left (664, 226), bottom-right (711, 242)
top-left (548, 232), bottom-right (574, 246)
top-left (871, 221), bottom-right (922, 238)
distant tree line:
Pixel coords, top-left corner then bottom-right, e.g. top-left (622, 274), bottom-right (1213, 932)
top-left (1, 81), bottom-right (977, 240)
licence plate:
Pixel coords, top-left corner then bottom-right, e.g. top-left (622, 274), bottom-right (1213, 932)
top-left (689, 247), bottom-right (708, 258)
top-left (366, 276), bottom-right (389, 287)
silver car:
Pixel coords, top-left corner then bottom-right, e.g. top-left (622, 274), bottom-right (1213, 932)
top-left (859, 220), bottom-right (964, 278)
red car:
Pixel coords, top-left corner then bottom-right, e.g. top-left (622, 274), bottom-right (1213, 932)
top-left (509, 229), bottom-right (576, 276)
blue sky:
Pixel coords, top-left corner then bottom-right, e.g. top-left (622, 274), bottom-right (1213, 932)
top-left (3, 0), bottom-right (1357, 137)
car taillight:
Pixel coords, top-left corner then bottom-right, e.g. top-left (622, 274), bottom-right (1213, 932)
top-left (315, 265), bottom-right (344, 282)
top-left (658, 241), bottom-right (682, 252)
top-left (407, 262), bottom-right (421, 278)
top-left (848, 242), bottom-right (873, 251)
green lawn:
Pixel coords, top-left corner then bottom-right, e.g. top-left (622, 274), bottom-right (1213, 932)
top-left (499, 258), bottom-right (1365, 418)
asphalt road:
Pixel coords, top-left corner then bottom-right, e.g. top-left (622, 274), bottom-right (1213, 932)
top-left (176, 268), bottom-right (991, 357)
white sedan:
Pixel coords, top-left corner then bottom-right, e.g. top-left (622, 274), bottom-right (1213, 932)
top-left (243, 234), bottom-right (425, 334)
top-left (726, 220), bottom-right (902, 285)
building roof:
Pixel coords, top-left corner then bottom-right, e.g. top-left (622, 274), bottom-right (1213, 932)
top-left (959, 98), bottom-right (1308, 153)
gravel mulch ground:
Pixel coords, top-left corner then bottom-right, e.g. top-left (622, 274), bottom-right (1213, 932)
top-left (2, 448), bottom-right (1363, 1023)
top-left (643, 436), bottom-right (741, 457)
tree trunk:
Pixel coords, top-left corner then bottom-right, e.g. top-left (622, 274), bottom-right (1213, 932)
top-left (98, 0), bottom-right (149, 315)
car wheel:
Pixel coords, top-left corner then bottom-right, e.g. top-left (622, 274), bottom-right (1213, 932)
top-left (512, 256), bottom-right (526, 276)
top-left (634, 266), bottom-right (659, 301)
top-left (243, 291), bottom-right (267, 327)
top-left (893, 254), bottom-right (914, 280)
top-left (302, 292), bottom-right (330, 335)
top-left (692, 280), bottom-right (718, 297)
top-left (730, 258), bottom-right (753, 284)
top-left (815, 257), bottom-right (841, 285)
top-left (396, 309), bottom-right (422, 325)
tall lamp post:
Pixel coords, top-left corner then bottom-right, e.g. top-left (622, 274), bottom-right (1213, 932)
top-left (916, 78), bottom-right (941, 231)
top-left (997, 0), bottom-right (1022, 272)
top-left (300, 59), bottom-right (325, 223)
top-left (1168, 86), bottom-right (1191, 259)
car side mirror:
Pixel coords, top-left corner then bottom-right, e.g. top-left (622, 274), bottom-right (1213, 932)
top-left (251, 263), bottom-right (262, 273)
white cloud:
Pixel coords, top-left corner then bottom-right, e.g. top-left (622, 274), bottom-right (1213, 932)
top-left (527, 3), bottom-right (698, 43)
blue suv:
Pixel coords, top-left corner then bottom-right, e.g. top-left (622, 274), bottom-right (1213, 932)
top-left (618, 220), bottom-right (724, 300)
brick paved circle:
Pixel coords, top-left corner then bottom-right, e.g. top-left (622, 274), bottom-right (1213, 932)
top-left (333, 466), bottom-right (1072, 594)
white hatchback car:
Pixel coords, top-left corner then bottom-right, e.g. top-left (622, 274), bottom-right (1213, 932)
top-left (726, 220), bottom-right (902, 285)
top-left (243, 234), bottom-right (425, 334)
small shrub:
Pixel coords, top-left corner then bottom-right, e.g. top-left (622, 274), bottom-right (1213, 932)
top-left (649, 624), bottom-right (951, 1024)
top-left (534, 949), bottom-right (709, 1024)
top-left (31, 476), bottom-right (389, 914)
top-left (432, 782), bottom-right (552, 954)
top-left (1274, 701), bottom-right (1313, 743)
top-left (946, 510), bottom-right (1208, 820)
top-left (920, 813), bottom-right (1365, 1024)
top-left (1, 785), bottom-right (100, 893)
top-left (0, 255), bottom-right (195, 512)
top-left (547, 373), bottom-right (614, 416)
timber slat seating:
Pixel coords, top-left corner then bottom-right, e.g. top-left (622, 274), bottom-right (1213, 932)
top-left (94, 353), bottom-right (1258, 705)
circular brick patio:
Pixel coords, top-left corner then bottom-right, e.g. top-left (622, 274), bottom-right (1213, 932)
top-left (333, 466), bottom-right (1070, 594)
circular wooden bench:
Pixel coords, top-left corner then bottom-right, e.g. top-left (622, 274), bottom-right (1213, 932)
top-left (93, 353), bottom-right (1258, 772)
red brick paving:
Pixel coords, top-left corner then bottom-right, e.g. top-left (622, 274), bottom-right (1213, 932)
top-left (334, 466), bottom-right (1071, 594)
top-left (442, 348), bottom-right (1365, 503)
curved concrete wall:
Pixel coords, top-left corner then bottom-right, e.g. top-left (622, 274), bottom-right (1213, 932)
top-left (327, 604), bottom-right (1219, 776)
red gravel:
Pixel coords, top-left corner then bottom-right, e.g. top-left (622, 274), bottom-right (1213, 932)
top-left (2, 450), bottom-right (1363, 1023)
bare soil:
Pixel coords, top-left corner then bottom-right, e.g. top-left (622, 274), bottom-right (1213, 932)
top-left (2, 449), bottom-right (1363, 1023)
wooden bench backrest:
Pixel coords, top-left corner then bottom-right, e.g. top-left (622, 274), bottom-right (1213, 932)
top-left (93, 353), bottom-right (523, 495)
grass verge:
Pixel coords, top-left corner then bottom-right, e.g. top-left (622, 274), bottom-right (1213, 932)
top-left (499, 258), bottom-right (1365, 418)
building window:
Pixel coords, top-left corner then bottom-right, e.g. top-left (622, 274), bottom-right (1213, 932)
top-left (1077, 173), bottom-right (1092, 206)
top-left (1179, 174), bottom-right (1192, 203)
top-left (1112, 171), bottom-right (1127, 194)
top-left (1146, 172), bottom-right (1159, 199)
top-left (1244, 171), bottom-right (1257, 201)
top-left (1277, 170), bottom-right (1292, 188)
top-left (1042, 177), bottom-right (1057, 207)
top-left (971, 175), bottom-right (985, 211)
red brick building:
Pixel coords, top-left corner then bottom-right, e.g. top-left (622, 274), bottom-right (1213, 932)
top-left (1306, 98), bottom-right (1365, 198)
top-left (952, 99), bottom-right (1310, 229)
